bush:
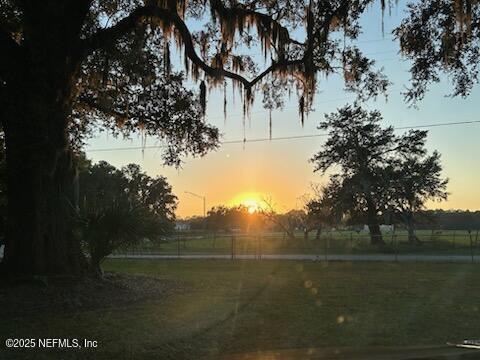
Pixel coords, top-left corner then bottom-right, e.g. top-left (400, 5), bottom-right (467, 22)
top-left (78, 203), bottom-right (160, 277)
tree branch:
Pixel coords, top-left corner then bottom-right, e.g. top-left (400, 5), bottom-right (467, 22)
top-left (209, 0), bottom-right (305, 47)
top-left (81, 5), bottom-right (306, 89)
top-left (78, 95), bottom-right (126, 120)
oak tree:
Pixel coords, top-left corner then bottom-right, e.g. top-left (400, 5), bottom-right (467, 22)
top-left (310, 103), bottom-right (427, 244)
top-left (0, 0), bottom-right (388, 277)
top-left (388, 150), bottom-right (448, 243)
top-left (395, 0), bottom-right (480, 102)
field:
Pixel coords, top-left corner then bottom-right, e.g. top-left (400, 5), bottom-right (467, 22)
top-left (114, 229), bottom-right (480, 257)
top-left (2, 260), bottom-right (480, 359)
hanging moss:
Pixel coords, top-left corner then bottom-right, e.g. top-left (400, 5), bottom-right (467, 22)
top-left (453, 0), bottom-right (475, 35)
top-left (145, 0), bottom-right (388, 127)
top-left (269, 109), bottom-right (272, 140)
top-left (223, 81), bottom-right (227, 124)
top-left (243, 86), bottom-right (254, 119)
top-left (200, 80), bottom-right (206, 116)
top-left (298, 95), bottom-right (305, 126)
top-left (163, 41), bottom-right (171, 76)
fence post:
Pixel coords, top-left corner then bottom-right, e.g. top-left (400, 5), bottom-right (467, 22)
top-left (393, 227), bottom-right (398, 262)
top-left (475, 230), bottom-right (479, 263)
top-left (177, 235), bottom-right (180, 259)
top-left (324, 232), bottom-right (328, 263)
top-left (350, 232), bottom-right (353, 251)
top-left (469, 230), bottom-right (474, 263)
top-left (231, 235), bottom-right (235, 261)
top-left (259, 235), bottom-right (262, 260)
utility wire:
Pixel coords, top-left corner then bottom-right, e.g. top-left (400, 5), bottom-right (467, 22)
top-left (87, 119), bottom-right (480, 152)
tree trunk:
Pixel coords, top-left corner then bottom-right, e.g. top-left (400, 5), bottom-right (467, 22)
top-left (366, 197), bottom-right (384, 245)
top-left (1, 110), bottom-right (86, 278)
top-left (304, 229), bottom-right (309, 241)
top-left (315, 226), bottom-right (322, 241)
top-left (0, 1), bottom-right (92, 279)
top-left (0, 75), bottom-right (86, 278)
top-left (88, 249), bottom-right (105, 279)
top-left (368, 223), bottom-right (383, 245)
top-left (286, 230), bottom-right (296, 241)
top-left (406, 217), bottom-right (419, 244)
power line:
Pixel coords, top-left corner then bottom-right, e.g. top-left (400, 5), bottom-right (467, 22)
top-left (394, 120), bottom-right (480, 130)
top-left (87, 119), bottom-right (480, 152)
top-left (218, 120), bottom-right (480, 145)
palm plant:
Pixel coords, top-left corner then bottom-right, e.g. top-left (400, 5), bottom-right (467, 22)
top-left (78, 202), bottom-right (159, 277)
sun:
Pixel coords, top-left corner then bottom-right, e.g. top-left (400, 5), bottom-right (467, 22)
top-left (243, 199), bottom-right (260, 214)
top-left (230, 193), bottom-right (263, 214)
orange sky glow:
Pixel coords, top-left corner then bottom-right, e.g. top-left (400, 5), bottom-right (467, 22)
top-left (85, 4), bottom-right (480, 218)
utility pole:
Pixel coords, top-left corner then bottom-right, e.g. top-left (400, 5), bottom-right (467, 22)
top-left (184, 191), bottom-right (206, 218)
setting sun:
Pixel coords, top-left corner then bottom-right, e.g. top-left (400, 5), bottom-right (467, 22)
top-left (244, 199), bottom-right (260, 214)
top-left (230, 193), bottom-right (264, 214)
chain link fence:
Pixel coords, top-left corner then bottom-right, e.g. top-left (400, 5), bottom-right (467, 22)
top-left (113, 228), bottom-right (480, 262)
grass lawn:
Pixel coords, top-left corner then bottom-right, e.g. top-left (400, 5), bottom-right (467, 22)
top-left (2, 260), bottom-right (480, 359)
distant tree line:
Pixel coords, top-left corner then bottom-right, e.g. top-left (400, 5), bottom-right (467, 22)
top-left (189, 197), bottom-right (333, 242)
top-left (413, 210), bottom-right (480, 231)
top-left (186, 206), bottom-right (480, 240)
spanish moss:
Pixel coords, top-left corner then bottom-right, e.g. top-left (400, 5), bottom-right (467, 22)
top-left (223, 81), bottom-right (227, 124)
top-left (200, 80), bottom-right (207, 116)
top-left (163, 41), bottom-right (171, 76)
top-left (299, 95), bottom-right (305, 126)
top-left (269, 109), bottom-right (272, 140)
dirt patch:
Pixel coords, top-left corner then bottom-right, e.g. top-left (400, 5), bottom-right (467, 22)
top-left (0, 272), bottom-right (185, 318)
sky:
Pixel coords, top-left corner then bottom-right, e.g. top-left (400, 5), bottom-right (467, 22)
top-left (86, 2), bottom-right (480, 218)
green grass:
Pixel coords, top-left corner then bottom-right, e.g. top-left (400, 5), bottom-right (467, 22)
top-left (3, 260), bottom-right (480, 359)
top-left (115, 229), bottom-right (480, 256)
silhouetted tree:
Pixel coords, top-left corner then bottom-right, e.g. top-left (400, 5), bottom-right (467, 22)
top-left (206, 206), bottom-right (231, 234)
top-left (206, 205), bottom-right (264, 234)
top-left (297, 190), bottom-right (329, 241)
top-left (122, 164), bottom-right (177, 230)
top-left (388, 151), bottom-right (448, 243)
top-left (311, 103), bottom-right (427, 245)
top-left (395, 1), bottom-right (480, 103)
top-left (260, 198), bottom-right (302, 240)
top-left (77, 159), bottom-right (176, 275)
top-left (80, 203), bottom-right (159, 277)
top-left (0, 0), bottom-right (389, 277)
top-left (304, 185), bottom-right (339, 240)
